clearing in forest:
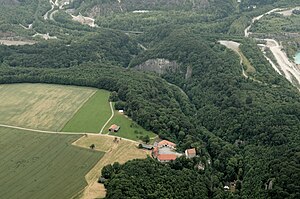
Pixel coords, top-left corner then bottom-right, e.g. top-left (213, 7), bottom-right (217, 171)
top-left (0, 126), bottom-right (104, 199)
top-left (0, 83), bottom-right (96, 131)
top-left (219, 40), bottom-right (256, 75)
top-left (62, 90), bottom-right (111, 133)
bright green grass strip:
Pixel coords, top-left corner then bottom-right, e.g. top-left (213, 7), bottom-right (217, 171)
top-left (104, 110), bottom-right (157, 141)
top-left (62, 90), bottom-right (111, 133)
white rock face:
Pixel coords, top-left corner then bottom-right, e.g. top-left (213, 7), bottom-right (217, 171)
top-left (135, 59), bottom-right (180, 75)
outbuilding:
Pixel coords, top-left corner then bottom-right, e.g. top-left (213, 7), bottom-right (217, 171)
top-left (140, 143), bottom-right (154, 150)
top-left (157, 154), bottom-right (177, 163)
top-left (185, 148), bottom-right (196, 158)
top-left (109, 124), bottom-right (120, 132)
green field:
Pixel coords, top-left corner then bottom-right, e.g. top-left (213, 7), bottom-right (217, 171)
top-left (62, 90), bottom-right (111, 133)
top-left (104, 110), bottom-right (156, 141)
top-left (0, 84), bottom-right (96, 131)
top-left (0, 127), bottom-right (104, 199)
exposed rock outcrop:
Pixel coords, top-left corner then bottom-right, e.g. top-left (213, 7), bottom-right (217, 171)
top-left (134, 59), bottom-right (180, 75)
top-left (185, 65), bottom-right (192, 79)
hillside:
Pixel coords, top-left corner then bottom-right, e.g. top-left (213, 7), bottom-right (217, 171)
top-left (0, 0), bottom-right (19, 5)
top-left (71, 0), bottom-right (217, 16)
top-left (0, 0), bottom-right (299, 198)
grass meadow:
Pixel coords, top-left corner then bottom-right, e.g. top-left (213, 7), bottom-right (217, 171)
top-left (104, 110), bottom-right (157, 141)
top-left (62, 90), bottom-right (111, 133)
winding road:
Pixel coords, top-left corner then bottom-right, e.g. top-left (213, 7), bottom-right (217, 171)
top-left (244, 7), bottom-right (300, 89)
top-left (44, 0), bottom-right (55, 20)
top-left (261, 39), bottom-right (300, 86)
top-left (220, 7), bottom-right (300, 89)
top-left (219, 40), bottom-right (265, 85)
top-left (219, 40), bottom-right (247, 78)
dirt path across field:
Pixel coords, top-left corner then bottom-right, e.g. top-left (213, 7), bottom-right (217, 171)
top-left (0, 123), bottom-right (145, 199)
top-left (99, 102), bottom-right (114, 134)
top-left (0, 122), bottom-right (137, 145)
top-left (0, 124), bottom-right (87, 135)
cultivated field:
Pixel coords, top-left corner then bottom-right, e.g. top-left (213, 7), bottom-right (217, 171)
top-left (104, 110), bottom-right (156, 141)
top-left (0, 84), bottom-right (96, 131)
top-left (62, 90), bottom-right (111, 133)
top-left (0, 127), bottom-right (104, 199)
top-left (0, 83), bottom-right (153, 198)
top-left (73, 134), bottom-right (150, 199)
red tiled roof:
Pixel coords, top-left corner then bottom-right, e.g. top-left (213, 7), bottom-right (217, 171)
top-left (157, 154), bottom-right (177, 161)
top-left (109, 124), bottom-right (118, 130)
top-left (153, 146), bottom-right (159, 157)
top-left (158, 140), bottom-right (176, 147)
top-left (186, 148), bottom-right (196, 155)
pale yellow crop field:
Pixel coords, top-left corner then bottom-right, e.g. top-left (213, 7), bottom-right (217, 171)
top-left (73, 134), bottom-right (150, 199)
top-left (0, 84), bottom-right (96, 131)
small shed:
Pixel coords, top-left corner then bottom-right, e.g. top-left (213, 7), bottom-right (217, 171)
top-left (109, 124), bottom-right (120, 132)
top-left (98, 177), bottom-right (107, 183)
top-left (140, 144), bottom-right (154, 150)
top-left (185, 148), bottom-right (196, 158)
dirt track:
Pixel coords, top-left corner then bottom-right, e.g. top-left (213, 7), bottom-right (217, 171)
top-left (244, 7), bottom-right (300, 89)
top-left (219, 40), bottom-right (247, 78)
top-left (264, 39), bottom-right (300, 85)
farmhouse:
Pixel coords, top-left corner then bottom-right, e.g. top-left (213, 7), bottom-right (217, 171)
top-left (152, 140), bottom-right (180, 162)
top-left (109, 124), bottom-right (120, 132)
top-left (185, 148), bottom-right (196, 158)
top-left (156, 140), bottom-right (176, 149)
top-left (157, 154), bottom-right (177, 163)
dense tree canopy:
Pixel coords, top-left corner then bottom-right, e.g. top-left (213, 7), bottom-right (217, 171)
top-left (103, 158), bottom-right (209, 199)
top-left (0, 0), bottom-right (299, 198)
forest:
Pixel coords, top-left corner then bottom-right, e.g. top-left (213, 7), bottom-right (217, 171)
top-left (102, 158), bottom-right (209, 199)
top-left (0, 0), bottom-right (299, 198)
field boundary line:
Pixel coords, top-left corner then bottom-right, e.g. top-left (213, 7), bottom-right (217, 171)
top-left (99, 102), bottom-right (114, 134)
top-left (59, 90), bottom-right (97, 131)
top-left (0, 124), bottom-right (139, 144)
top-left (100, 133), bottom-right (138, 144)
